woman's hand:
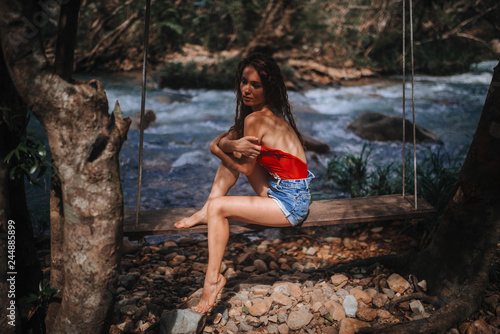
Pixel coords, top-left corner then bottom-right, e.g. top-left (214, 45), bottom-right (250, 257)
top-left (210, 132), bottom-right (256, 176)
top-left (232, 136), bottom-right (261, 159)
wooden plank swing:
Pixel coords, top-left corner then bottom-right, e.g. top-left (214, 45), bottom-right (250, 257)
top-left (126, 0), bottom-right (435, 239)
top-left (124, 195), bottom-right (435, 238)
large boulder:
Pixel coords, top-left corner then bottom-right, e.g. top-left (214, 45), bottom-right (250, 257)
top-left (160, 309), bottom-right (206, 334)
top-left (347, 112), bottom-right (442, 144)
top-left (303, 133), bottom-right (330, 154)
top-left (130, 109), bottom-right (157, 130)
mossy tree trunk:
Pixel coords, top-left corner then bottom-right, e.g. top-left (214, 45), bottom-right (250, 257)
top-left (0, 0), bottom-right (131, 333)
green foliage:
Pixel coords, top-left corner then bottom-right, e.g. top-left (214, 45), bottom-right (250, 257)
top-left (3, 116), bottom-right (52, 184)
top-left (326, 145), bottom-right (461, 215)
top-left (327, 144), bottom-right (373, 197)
top-left (25, 280), bottom-right (59, 319)
top-left (153, 56), bottom-right (241, 90)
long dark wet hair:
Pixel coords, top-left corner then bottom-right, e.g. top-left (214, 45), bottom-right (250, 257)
top-left (231, 53), bottom-right (304, 146)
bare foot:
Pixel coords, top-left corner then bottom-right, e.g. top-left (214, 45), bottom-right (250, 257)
top-left (174, 207), bottom-right (207, 228)
top-left (194, 274), bottom-right (226, 313)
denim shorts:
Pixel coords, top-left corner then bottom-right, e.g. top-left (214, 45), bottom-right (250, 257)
top-left (267, 171), bottom-right (314, 226)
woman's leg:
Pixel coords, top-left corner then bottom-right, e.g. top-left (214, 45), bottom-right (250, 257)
top-left (195, 195), bottom-right (289, 312)
top-left (175, 163), bottom-right (239, 228)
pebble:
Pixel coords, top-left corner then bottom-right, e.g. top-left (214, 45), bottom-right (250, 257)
top-left (110, 232), bottom-right (497, 334)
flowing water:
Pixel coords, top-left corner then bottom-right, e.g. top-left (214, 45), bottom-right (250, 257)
top-left (26, 61), bottom-right (496, 235)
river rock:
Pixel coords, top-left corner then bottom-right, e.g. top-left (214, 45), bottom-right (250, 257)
top-left (343, 295), bottom-right (358, 317)
top-left (303, 133), bottom-right (330, 153)
top-left (347, 112), bottom-right (442, 144)
top-left (339, 318), bottom-right (370, 334)
top-left (357, 308), bottom-right (377, 322)
top-left (324, 300), bottom-right (346, 321)
top-left (287, 308), bottom-right (314, 330)
top-left (331, 274), bottom-right (349, 289)
top-left (130, 109), bottom-right (157, 130)
top-left (249, 301), bottom-right (270, 316)
top-left (160, 309), bottom-right (206, 334)
top-left (350, 288), bottom-right (372, 304)
top-left (387, 273), bottom-right (410, 294)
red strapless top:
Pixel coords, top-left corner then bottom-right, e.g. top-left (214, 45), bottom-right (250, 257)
top-left (256, 146), bottom-right (308, 180)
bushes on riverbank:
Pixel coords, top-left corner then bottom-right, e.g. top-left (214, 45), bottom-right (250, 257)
top-left (153, 57), bottom-right (241, 90)
top-left (325, 144), bottom-right (462, 214)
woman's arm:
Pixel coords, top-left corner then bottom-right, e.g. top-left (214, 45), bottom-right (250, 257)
top-left (218, 130), bottom-right (261, 159)
top-left (210, 132), bottom-right (256, 175)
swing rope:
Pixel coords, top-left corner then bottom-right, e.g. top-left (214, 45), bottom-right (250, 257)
top-left (402, 0), bottom-right (418, 209)
top-left (135, 0), bottom-right (152, 227)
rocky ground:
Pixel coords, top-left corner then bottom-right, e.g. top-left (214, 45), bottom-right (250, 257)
top-left (101, 222), bottom-right (500, 334)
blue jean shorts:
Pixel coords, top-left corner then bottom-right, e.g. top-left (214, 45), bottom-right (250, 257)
top-left (267, 171), bottom-right (314, 226)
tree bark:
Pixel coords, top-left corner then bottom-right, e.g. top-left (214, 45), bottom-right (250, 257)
top-left (50, 0), bottom-right (82, 292)
top-left (54, 0), bottom-right (81, 80)
top-left (0, 0), bottom-right (131, 333)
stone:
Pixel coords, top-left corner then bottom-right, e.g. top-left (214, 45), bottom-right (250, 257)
top-left (342, 238), bottom-right (356, 250)
top-left (410, 300), bottom-right (426, 314)
top-left (120, 304), bottom-right (139, 317)
top-left (287, 308), bottom-right (314, 330)
top-left (239, 321), bottom-right (254, 332)
top-left (268, 324), bottom-right (279, 333)
top-left (338, 318), bottom-right (370, 334)
top-left (254, 259), bottom-right (268, 273)
top-left (466, 319), bottom-right (493, 334)
top-left (347, 111), bottom-right (442, 144)
top-left (160, 309), bottom-right (206, 334)
top-left (324, 300), bottom-right (346, 321)
top-left (418, 280), bottom-right (428, 291)
top-left (120, 273), bottom-right (140, 289)
top-left (382, 288), bottom-right (395, 299)
top-left (365, 288), bottom-right (378, 299)
top-left (350, 288), bottom-right (372, 304)
top-left (331, 274), bottom-right (349, 288)
top-left (312, 301), bottom-right (324, 313)
top-left (303, 133), bottom-right (331, 154)
top-left (169, 255), bottom-right (186, 267)
top-left (373, 293), bottom-right (389, 308)
top-left (274, 282), bottom-right (302, 298)
top-left (249, 302), bottom-right (269, 317)
top-left (246, 315), bottom-right (261, 326)
top-left (304, 247), bottom-right (317, 255)
top-left (303, 262), bottom-right (317, 273)
top-left (376, 309), bottom-right (392, 319)
top-left (225, 320), bottom-right (239, 333)
top-left (322, 327), bottom-right (339, 334)
top-left (277, 310), bottom-right (288, 323)
top-left (272, 292), bottom-right (293, 308)
top-left (387, 273), bottom-right (410, 294)
top-left (130, 109), bottom-right (156, 130)
top-left (278, 323), bottom-right (290, 334)
top-left (342, 295), bottom-right (358, 318)
top-left (356, 308), bottom-right (377, 322)
top-left (252, 285), bottom-right (272, 297)
top-left (274, 284), bottom-right (292, 296)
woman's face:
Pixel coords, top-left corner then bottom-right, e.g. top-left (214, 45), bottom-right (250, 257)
top-left (240, 65), bottom-right (266, 111)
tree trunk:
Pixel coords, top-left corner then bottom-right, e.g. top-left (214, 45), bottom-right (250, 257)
top-left (370, 62), bottom-right (500, 333)
top-left (0, 0), bottom-right (131, 333)
top-left (50, 0), bottom-right (82, 292)
top-left (0, 38), bottom-right (43, 333)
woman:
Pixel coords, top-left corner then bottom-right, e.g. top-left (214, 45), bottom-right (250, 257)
top-left (175, 53), bottom-right (313, 313)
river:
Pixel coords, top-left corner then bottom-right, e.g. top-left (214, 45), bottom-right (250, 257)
top-left (26, 60), bottom-right (496, 236)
